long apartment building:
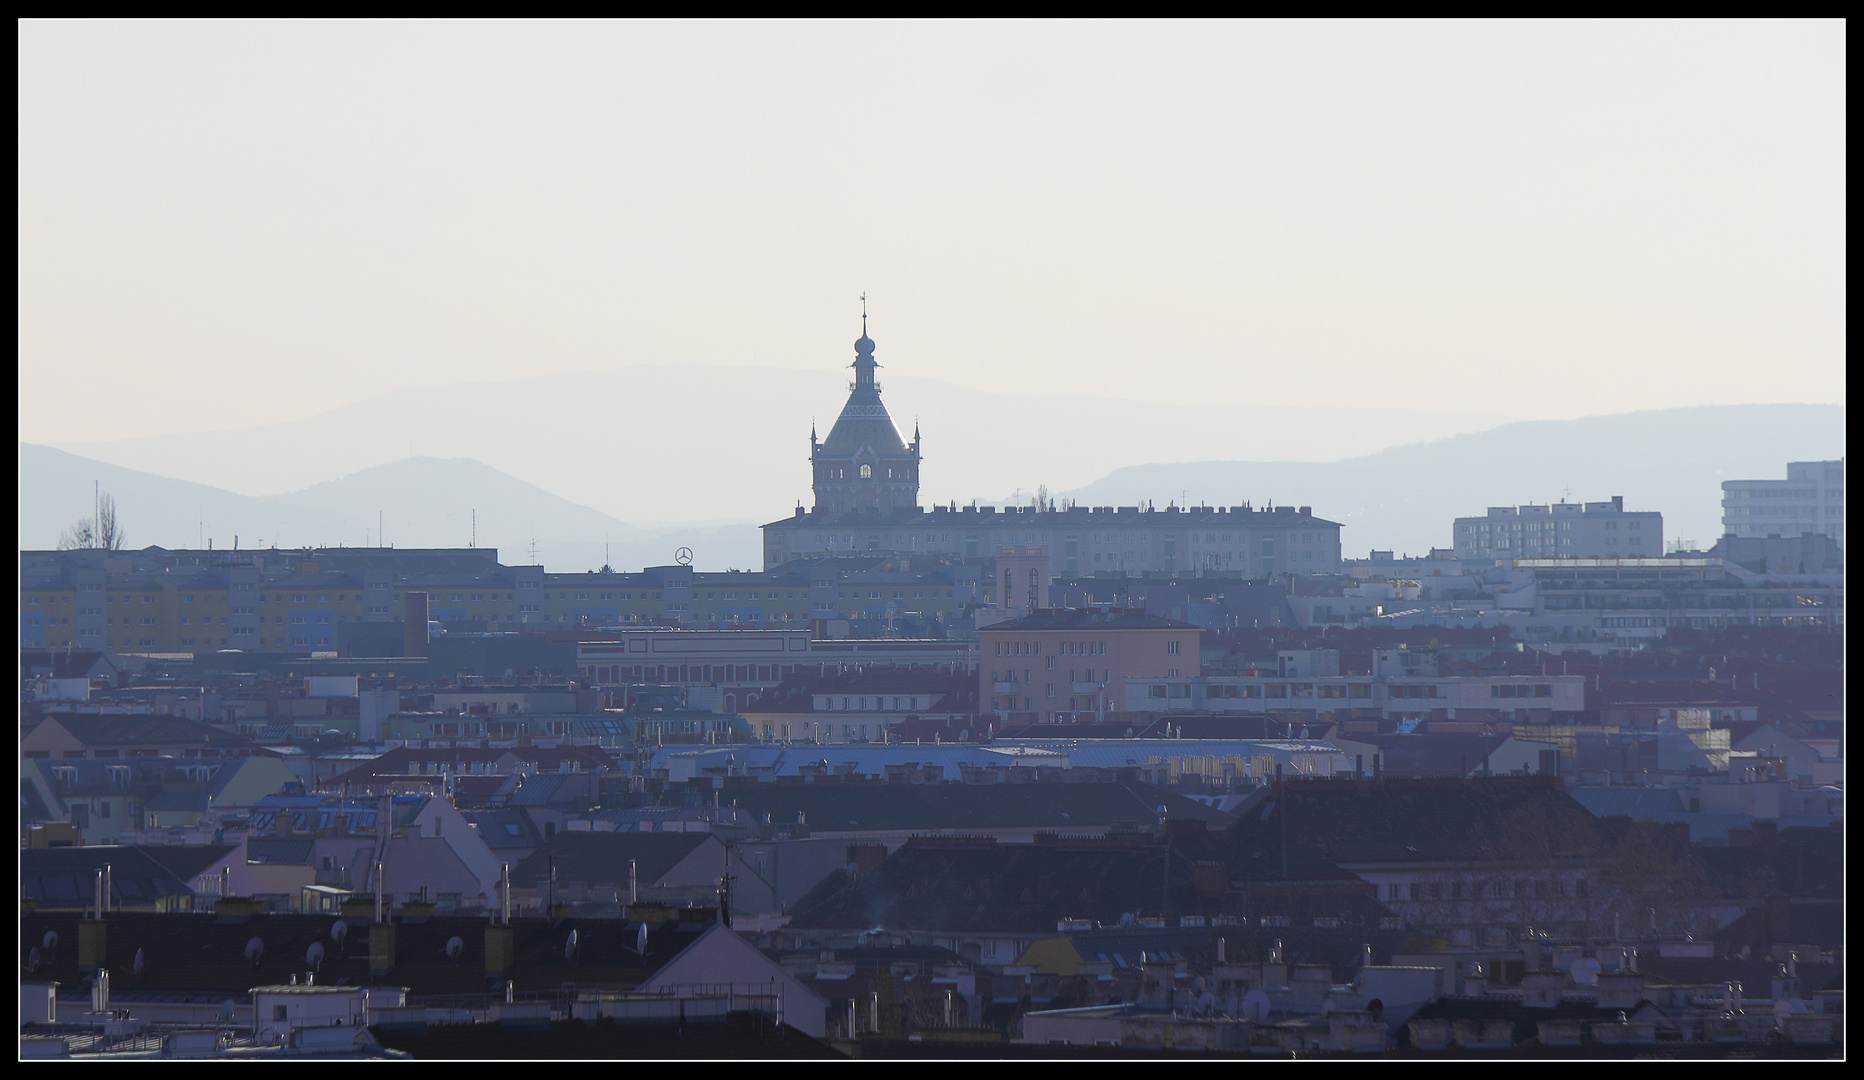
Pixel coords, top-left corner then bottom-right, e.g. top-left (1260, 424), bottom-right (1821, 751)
top-left (1121, 647), bottom-right (1586, 724)
top-left (1453, 496), bottom-right (1662, 561)
top-left (1721, 459), bottom-right (1844, 549)
top-left (765, 502), bottom-right (1345, 578)
top-left (18, 547), bottom-right (987, 656)
top-left (763, 323), bottom-right (1343, 577)
top-left (1517, 556), bottom-right (1843, 646)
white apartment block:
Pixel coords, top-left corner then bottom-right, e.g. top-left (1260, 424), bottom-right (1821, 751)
top-left (1722, 459), bottom-right (1845, 549)
top-left (1454, 497), bottom-right (1661, 561)
top-left (1124, 672), bottom-right (1587, 721)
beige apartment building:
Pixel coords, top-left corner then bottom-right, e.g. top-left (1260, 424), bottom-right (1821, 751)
top-left (978, 609), bottom-right (1200, 722)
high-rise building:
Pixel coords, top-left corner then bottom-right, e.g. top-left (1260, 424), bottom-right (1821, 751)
top-left (1722, 460), bottom-right (1844, 549)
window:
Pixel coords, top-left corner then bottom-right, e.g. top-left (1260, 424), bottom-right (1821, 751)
top-left (1166, 641), bottom-right (1181, 655)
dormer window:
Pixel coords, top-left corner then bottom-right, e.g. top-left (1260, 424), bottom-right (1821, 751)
top-left (860, 464), bottom-right (872, 479)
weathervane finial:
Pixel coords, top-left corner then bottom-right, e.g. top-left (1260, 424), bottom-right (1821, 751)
top-left (861, 292), bottom-right (867, 336)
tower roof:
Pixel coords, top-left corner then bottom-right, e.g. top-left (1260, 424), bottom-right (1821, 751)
top-left (822, 331), bottom-right (909, 457)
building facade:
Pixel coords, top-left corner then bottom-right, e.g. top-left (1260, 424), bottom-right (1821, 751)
top-left (767, 502), bottom-right (1344, 578)
top-left (1454, 497), bottom-right (1662, 561)
top-left (762, 325), bottom-right (1344, 576)
top-left (810, 322), bottom-right (921, 516)
top-left (978, 610), bottom-right (1200, 722)
top-left (1721, 459), bottom-right (1844, 549)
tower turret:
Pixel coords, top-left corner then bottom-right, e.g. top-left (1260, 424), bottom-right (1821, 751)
top-left (811, 303), bottom-right (920, 516)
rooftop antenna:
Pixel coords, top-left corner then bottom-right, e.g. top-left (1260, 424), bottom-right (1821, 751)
top-left (471, 510), bottom-right (476, 549)
top-left (379, 511), bottom-right (384, 548)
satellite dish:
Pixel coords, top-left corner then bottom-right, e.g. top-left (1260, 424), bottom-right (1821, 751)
top-left (1242, 988), bottom-right (1272, 1023)
top-left (245, 937), bottom-right (265, 967)
top-left (330, 920), bottom-right (349, 945)
top-left (445, 937), bottom-right (464, 963)
top-left (636, 923), bottom-right (648, 955)
top-left (219, 1000), bottom-right (238, 1022)
top-left (674, 547), bottom-right (694, 566)
top-left (306, 942), bottom-right (325, 970)
top-left (134, 947), bottom-right (146, 976)
top-left (27, 947), bottom-right (41, 972)
top-left (42, 930), bottom-right (58, 951)
top-left (565, 929), bottom-right (579, 961)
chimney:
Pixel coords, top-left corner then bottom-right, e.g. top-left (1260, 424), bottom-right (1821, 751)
top-left (1520, 971), bottom-right (1564, 1008)
top-left (1771, 964), bottom-right (1801, 1004)
top-left (1464, 962), bottom-right (1489, 997)
top-left (1596, 971), bottom-right (1645, 1009)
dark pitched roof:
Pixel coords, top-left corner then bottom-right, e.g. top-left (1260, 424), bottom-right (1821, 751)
top-left (36, 715), bottom-right (255, 748)
top-left (135, 845), bottom-right (235, 883)
top-left (1403, 995), bottom-right (1666, 1047)
top-left (245, 836), bottom-right (316, 865)
top-left (721, 783), bottom-right (1234, 832)
top-left (17, 910), bottom-right (714, 998)
top-left (21, 780), bottom-right (57, 822)
top-left (145, 793), bottom-right (211, 813)
top-left (21, 846), bottom-right (229, 906)
top-left (983, 609), bottom-right (1198, 633)
top-left (1693, 826), bottom-right (1842, 899)
top-left (464, 809), bottom-right (543, 851)
top-left (508, 833), bottom-right (715, 889)
top-left (1225, 777), bottom-right (1595, 881)
top-left (787, 833), bottom-right (1228, 933)
top-left (1345, 734), bottom-right (1512, 778)
top-left (21, 650), bottom-right (116, 680)
top-left (368, 1013), bottom-right (838, 1059)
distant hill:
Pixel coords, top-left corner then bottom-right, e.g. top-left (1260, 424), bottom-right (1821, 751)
top-left (49, 364), bottom-right (1510, 525)
top-left (18, 445), bottom-right (762, 571)
top-left (25, 402), bottom-right (1841, 568)
top-left (1059, 404), bottom-right (1846, 557)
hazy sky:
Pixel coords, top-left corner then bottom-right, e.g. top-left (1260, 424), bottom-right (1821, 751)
top-left (19, 20), bottom-right (1846, 445)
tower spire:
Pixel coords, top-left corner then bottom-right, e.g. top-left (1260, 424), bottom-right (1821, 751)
top-left (861, 292), bottom-right (867, 337)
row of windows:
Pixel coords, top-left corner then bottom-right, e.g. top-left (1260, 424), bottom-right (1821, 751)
top-left (800, 531), bottom-right (1333, 547)
top-left (993, 640), bottom-right (1109, 656)
top-left (30, 591), bottom-right (402, 605)
top-left (1387, 878), bottom-right (1583, 900)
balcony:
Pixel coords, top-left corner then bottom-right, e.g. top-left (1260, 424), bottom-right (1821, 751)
top-left (992, 681), bottom-right (1020, 694)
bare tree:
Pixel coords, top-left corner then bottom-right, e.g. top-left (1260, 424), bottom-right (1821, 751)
top-left (97, 493), bottom-right (125, 550)
top-left (57, 517), bottom-right (96, 551)
top-left (57, 491), bottom-right (127, 550)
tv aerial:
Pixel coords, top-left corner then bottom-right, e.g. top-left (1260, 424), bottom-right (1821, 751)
top-left (674, 547), bottom-right (694, 566)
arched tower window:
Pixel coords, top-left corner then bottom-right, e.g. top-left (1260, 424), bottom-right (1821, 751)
top-left (860, 464), bottom-right (872, 479)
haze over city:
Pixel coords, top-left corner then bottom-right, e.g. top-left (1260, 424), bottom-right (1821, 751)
top-left (17, 19), bottom-right (1845, 1063)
